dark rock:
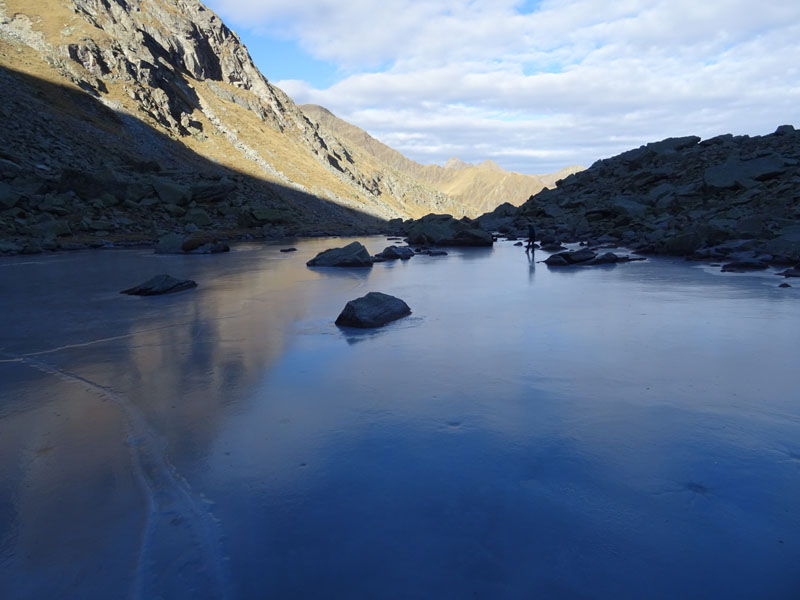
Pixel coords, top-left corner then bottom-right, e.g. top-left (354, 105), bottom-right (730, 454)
top-left (646, 136), bottom-right (701, 154)
top-left (0, 240), bottom-right (23, 254)
top-left (155, 233), bottom-right (186, 254)
top-left (424, 249), bottom-right (448, 256)
top-left (182, 234), bottom-right (229, 253)
top-left (185, 207), bottom-right (212, 227)
top-left (192, 180), bottom-right (236, 202)
top-left (543, 253), bottom-right (570, 266)
top-left (540, 242), bottom-right (566, 252)
top-left (307, 241), bottom-right (373, 267)
top-left (704, 155), bottom-right (786, 190)
top-left (377, 246), bottom-right (415, 260)
top-left (592, 252), bottom-right (621, 264)
top-left (406, 213), bottom-right (493, 246)
top-left (0, 182), bottom-right (21, 209)
top-left (513, 241), bottom-right (523, 246)
top-left (544, 248), bottom-right (596, 266)
top-left (335, 292), bottom-right (411, 328)
top-left (564, 248), bottom-right (597, 263)
top-left (280, 247), bottom-right (297, 253)
top-left (779, 283), bottom-right (792, 288)
top-left (155, 233), bottom-right (229, 254)
top-left (121, 274), bottom-right (197, 296)
top-left (721, 261), bottom-right (769, 272)
top-left (777, 265), bottom-right (800, 278)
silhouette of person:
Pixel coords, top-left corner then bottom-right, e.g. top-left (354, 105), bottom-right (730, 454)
top-left (525, 223), bottom-right (536, 253)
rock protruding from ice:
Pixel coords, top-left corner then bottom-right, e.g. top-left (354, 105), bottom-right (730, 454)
top-left (335, 292), bottom-right (411, 328)
top-left (307, 241), bottom-right (373, 267)
top-left (121, 274), bottom-right (198, 295)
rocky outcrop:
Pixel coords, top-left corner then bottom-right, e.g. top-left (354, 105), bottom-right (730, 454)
top-left (492, 126), bottom-right (800, 264)
top-left (306, 241), bottom-right (373, 267)
top-left (335, 292), bottom-right (411, 328)
top-left (121, 274), bottom-right (197, 295)
top-left (405, 214), bottom-right (493, 247)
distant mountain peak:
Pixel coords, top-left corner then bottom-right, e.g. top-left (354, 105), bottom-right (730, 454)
top-left (443, 157), bottom-right (472, 170)
top-left (476, 160), bottom-right (503, 171)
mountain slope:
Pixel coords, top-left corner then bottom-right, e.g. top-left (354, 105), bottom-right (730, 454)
top-left (302, 104), bottom-right (583, 217)
top-left (0, 0), bottom-right (468, 253)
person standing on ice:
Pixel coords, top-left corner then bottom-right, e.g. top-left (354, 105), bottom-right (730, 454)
top-left (525, 223), bottom-right (536, 253)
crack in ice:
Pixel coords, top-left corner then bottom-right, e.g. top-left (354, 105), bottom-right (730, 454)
top-left (17, 356), bottom-right (231, 600)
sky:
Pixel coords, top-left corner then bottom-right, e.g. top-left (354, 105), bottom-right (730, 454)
top-left (205, 0), bottom-right (800, 175)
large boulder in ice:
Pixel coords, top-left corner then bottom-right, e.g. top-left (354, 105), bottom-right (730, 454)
top-left (376, 246), bottom-right (415, 260)
top-left (307, 241), bottom-right (373, 267)
top-left (335, 292), bottom-right (411, 328)
top-left (406, 213), bottom-right (493, 247)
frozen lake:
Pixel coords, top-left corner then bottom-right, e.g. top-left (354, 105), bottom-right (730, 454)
top-left (1, 237), bottom-right (799, 599)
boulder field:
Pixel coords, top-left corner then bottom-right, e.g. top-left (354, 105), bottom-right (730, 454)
top-left (477, 126), bottom-right (800, 266)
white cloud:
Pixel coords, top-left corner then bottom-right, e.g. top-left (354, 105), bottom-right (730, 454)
top-left (207, 0), bottom-right (800, 173)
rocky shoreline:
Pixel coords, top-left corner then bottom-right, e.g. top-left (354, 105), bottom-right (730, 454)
top-left (478, 126), bottom-right (800, 268)
top-left (2, 126), bottom-right (799, 278)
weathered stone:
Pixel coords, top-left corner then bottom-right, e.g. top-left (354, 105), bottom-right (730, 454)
top-left (646, 136), bottom-right (701, 154)
top-left (37, 219), bottom-right (72, 237)
top-left (163, 204), bottom-right (186, 217)
top-left (543, 253), bottom-right (570, 266)
top-left (704, 155), bottom-right (786, 190)
top-left (155, 233), bottom-right (186, 254)
top-left (720, 261), bottom-right (769, 272)
top-left (185, 207), bottom-right (212, 227)
top-left (777, 265), bottom-right (800, 278)
top-left (182, 234), bottom-right (229, 253)
top-left (593, 252), bottom-right (621, 264)
top-left (0, 182), bottom-right (21, 209)
top-left (307, 241), bottom-right (373, 267)
top-left (406, 213), bottom-right (493, 247)
top-left (121, 274), bottom-right (197, 296)
top-left (0, 240), bottom-right (23, 254)
top-left (153, 179), bottom-right (192, 205)
top-left (280, 247), bottom-right (297, 253)
top-left (335, 292), bottom-right (411, 328)
top-left (377, 246), bottom-right (415, 260)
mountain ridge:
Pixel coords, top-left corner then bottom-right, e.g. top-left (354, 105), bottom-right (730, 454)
top-left (301, 103), bottom-right (584, 217)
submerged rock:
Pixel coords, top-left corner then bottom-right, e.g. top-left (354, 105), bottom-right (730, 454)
top-left (307, 241), bottom-right (373, 267)
top-left (121, 274), bottom-right (197, 296)
top-left (335, 292), bottom-right (411, 328)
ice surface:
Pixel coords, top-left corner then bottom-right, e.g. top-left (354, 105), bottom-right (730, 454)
top-left (1, 239), bottom-right (799, 598)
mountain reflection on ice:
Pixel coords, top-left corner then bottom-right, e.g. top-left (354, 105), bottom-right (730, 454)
top-left (1, 238), bottom-right (799, 599)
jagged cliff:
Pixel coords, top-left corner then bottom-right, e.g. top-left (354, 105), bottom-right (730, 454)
top-left (0, 0), bottom-right (474, 253)
top-left (302, 104), bottom-right (583, 217)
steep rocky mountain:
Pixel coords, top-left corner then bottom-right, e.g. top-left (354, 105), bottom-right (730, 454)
top-left (0, 0), bottom-right (465, 253)
top-left (480, 129), bottom-right (800, 265)
top-left (301, 104), bottom-right (584, 217)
